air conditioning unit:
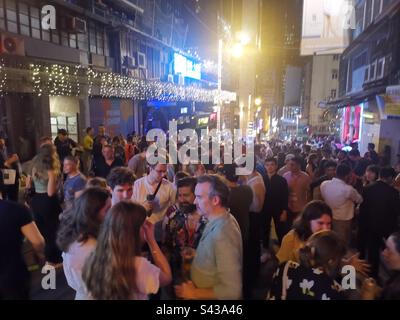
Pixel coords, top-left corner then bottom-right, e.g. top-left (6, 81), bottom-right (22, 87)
top-left (90, 53), bottom-right (105, 67)
top-left (138, 52), bottom-right (146, 68)
top-left (167, 74), bottom-right (174, 83)
top-left (67, 17), bottom-right (87, 33)
top-left (0, 34), bottom-right (25, 56)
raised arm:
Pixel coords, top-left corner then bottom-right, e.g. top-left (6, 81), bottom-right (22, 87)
top-left (143, 220), bottom-right (172, 287)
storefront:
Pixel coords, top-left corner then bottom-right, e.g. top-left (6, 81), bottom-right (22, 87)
top-left (341, 104), bottom-right (362, 145)
top-left (89, 98), bottom-right (135, 138)
top-left (50, 96), bottom-right (80, 142)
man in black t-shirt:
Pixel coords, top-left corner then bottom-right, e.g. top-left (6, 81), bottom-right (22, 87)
top-left (54, 129), bottom-right (77, 163)
top-left (0, 192), bottom-right (45, 299)
top-left (349, 149), bottom-right (372, 177)
top-left (92, 145), bottom-right (124, 178)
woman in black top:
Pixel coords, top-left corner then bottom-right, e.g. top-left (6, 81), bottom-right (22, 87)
top-left (268, 230), bottom-right (347, 300)
top-left (0, 173), bottom-right (45, 299)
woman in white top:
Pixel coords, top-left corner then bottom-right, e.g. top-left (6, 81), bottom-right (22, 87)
top-left (57, 187), bottom-right (111, 299)
top-left (82, 201), bottom-right (172, 300)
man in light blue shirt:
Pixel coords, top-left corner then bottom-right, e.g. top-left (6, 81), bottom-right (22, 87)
top-left (175, 175), bottom-right (243, 300)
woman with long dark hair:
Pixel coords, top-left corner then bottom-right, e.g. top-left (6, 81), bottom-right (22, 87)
top-left (276, 201), bottom-right (333, 263)
top-left (276, 200), bottom-right (370, 276)
top-left (57, 187), bottom-right (111, 299)
top-left (82, 201), bottom-right (172, 300)
top-left (28, 144), bottom-right (63, 265)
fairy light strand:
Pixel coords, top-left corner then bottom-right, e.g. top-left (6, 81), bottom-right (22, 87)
top-left (26, 63), bottom-right (236, 102)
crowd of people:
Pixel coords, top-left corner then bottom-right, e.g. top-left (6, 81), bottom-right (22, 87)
top-left (1, 126), bottom-right (400, 300)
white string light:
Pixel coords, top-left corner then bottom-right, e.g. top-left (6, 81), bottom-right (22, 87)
top-left (26, 63), bottom-right (236, 102)
top-left (0, 59), bottom-right (7, 97)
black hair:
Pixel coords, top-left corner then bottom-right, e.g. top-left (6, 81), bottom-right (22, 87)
top-left (176, 177), bottom-right (197, 193)
top-left (336, 164), bottom-right (352, 179)
top-left (265, 157), bottom-right (277, 165)
top-left (174, 171), bottom-right (190, 182)
top-left (324, 160), bottom-right (337, 169)
top-left (138, 140), bottom-right (149, 152)
top-left (57, 187), bottom-right (111, 252)
top-left (293, 200), bottom-right (333, 241)
top-left (349, 149), bottom-right (360, 157)
top-left (368, 143), bottom-right (375, 150)
top-left (366, 164), bottom-right (380, 177)
top-left (380, 167), bottom-right (396, 179)
top-left (58, 128), bottom-right (67, 135)
top-left (106, 167), bottom-right (136, 190)
top-left (217, 164), bottom-right (239, 183)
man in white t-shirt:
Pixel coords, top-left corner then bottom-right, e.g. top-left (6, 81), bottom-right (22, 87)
top-left (321, 164), bottom-right (363, 247)
top-left (132, 161), bottom-right (176, 241)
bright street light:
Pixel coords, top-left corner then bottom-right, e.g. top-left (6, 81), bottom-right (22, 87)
top-left (255, 98), bottom-right (262, 106)
top-left (231, 43), bottom-right (244, 58)
top-left (237, 31), bottom-right (250, 45)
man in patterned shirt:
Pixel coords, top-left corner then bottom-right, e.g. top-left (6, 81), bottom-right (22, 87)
top-left (162, 177), bottom-right (207, 283)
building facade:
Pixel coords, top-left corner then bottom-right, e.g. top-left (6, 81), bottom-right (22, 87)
top-left (0, 0), bottom-right (234, 160)
top-left (333, 0), bottom-right (400, 162)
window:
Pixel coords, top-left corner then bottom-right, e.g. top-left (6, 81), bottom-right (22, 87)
top-left (333, 54), bottom-right (340, 61)
top-left (364, 65), bottom-right (370, 83)
top-left (374, 0), bottom-right (382, 19)
top-left (0, 0), bottom-right (6, 30)
top-left (30, 6), bottom-right (40, 39)
top-left (332, 70), bottom-right (338, 80)
top-left (69, 33), bottom-right (77, 48)
top-left (331, 89), bottom-right (337, 99)
top-left (369, 60), bottom-right (377, 81)
top-left (6, 0), bottom-right (18, 33)
top-left (355, 1), bottom-right (365, 37)
top-left (96, 29), bottom-right (103, 55)
top-left (42, 29), bottom-right (51, 42)
top-left (104, 32), bottom-right (109, 56)
top-left (353, 51), bottom-right (367, 70)
top-left (88, 23), bottom-right (96, 53)
top-left (18, 2), bottom-right (30, 36)
top-left (365, 0), bottom-right (372, 26)
top-left (61, 31), bottom-right (69, 46)
top-left (77, 33), bottom-right (88, 51)
top-left (377, 57), bottom-right (385, 79)
top-left (51, 29), bottom-right (60, 44)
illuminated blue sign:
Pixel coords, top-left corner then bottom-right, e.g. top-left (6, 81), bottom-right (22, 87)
top-left (174, 53), bottom-right (201, 80)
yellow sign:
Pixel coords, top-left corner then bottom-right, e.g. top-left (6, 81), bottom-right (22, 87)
top-left (383, 94), bottom-right (400, 115)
